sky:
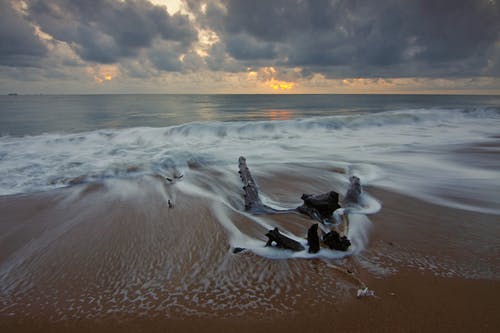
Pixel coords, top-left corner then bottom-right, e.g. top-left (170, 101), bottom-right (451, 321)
top-left (0, 0), bottom-right (499, 94)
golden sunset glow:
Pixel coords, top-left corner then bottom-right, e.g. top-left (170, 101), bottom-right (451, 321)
top-left (247, 71), bottom-right (258, 79)
top-left (246, 67), bottom-right (296, 91)
top-left (266, 110), bottom-right (293, 120)
top-left (266, 78), bottom-right (295, 90)
top-left (86, 65), bottom-right (119, 84)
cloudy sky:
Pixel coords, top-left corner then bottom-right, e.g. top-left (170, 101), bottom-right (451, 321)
top-left (0, 0), bottom-right (499, 94)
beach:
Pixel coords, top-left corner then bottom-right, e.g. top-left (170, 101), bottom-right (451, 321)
top-left (1, 159), bottom-right (499, 332)
top-left (1, 95), bottom-right (499, 332)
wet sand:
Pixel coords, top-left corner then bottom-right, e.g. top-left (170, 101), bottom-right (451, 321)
top-left (1, 172), bottom-right (499, 332)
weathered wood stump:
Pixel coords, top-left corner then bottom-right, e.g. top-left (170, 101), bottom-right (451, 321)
top-left (266, 227), bottom-right (305, 251)
top-left (323, 230), bottom-right (351, 251)
top-left (307, 224), bottom-right (320, 253)
top-left (342, 175), bottom-right (362, 206)
top-left (238, 156), bottom-right (260, 210)
top-left (297, 191), bottom-right (341, 222)
top-left (238, 156), bottom-right (276, 214)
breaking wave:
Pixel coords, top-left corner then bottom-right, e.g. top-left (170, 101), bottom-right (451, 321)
top-left (0, 107), bottom-right (499, 214)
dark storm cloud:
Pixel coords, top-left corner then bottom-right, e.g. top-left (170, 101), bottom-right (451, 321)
top-left (26, 0), bottom-right (197, 64)
top-left (0, 0), bottom-right (48, 67)
top-left (1, 0), bottom-right (498, 86)
top-left (225, 34), bottom-right (277, 60)
top-left (194, 0), bottom-right (500, 78)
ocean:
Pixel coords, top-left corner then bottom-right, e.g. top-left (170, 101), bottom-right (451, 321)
top-left (1, 94), bottom-right (499, 211)
top-left (1, 94), bottom-right (499, 329)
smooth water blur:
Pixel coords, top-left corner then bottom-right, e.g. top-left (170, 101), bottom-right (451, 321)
top-left (1, 94), bottom-right (500, 136)
top-left (0, 94), bottom-right (499, 214)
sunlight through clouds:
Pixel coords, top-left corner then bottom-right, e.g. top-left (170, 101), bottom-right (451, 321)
top-left (0, 0), bottom-right (498, 94)
top-left (86, 65), bottom-right (120, 84)
top-left (247, 67), bottom-right (296, 91)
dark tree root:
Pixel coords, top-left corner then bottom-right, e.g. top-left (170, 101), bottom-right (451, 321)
top-left (265, 227), bottom-right (305, 252)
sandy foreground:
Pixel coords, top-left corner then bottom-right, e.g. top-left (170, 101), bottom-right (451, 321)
top-left (0, 171), bottom-right (499, 332)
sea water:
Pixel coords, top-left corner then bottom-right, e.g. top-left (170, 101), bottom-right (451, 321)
top-left (1, 94), bottom-right (499, 212)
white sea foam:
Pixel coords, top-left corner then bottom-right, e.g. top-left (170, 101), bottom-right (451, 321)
top-left (0, 107), bottom-right (499, 216)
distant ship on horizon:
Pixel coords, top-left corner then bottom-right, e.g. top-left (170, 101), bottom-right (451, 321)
top-left (7, 93), bottom-right (18, 96)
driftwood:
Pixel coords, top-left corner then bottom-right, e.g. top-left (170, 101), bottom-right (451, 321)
top-left (266, 227), bottom-right (305, 251)
top-left (238, 156), bottom-right (276, 214)
top-left (298, 191), bottom-right (341, 222)
top-left (307, 224), bottom-right (320, 253)
top-left (238, 156), bottom-right (260, 211)
top-left (237, 156), bottom-right (353, 253)
top-left (342, 176), bottom-right (362, 206)
top-left (323, 230), bottom-right (351, 251)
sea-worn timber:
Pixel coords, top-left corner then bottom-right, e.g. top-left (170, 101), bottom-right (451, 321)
top-left (307, 224), bottom-right (320, 253)
top-left (323, 230), bottom-right (351, 251)
top-left (265, 227), bottom-right (305, 251)
top-left (236, 157), bottom-right (355, 253)
top-left (297, 191), bottom-right (341, 223)
top-left (342, 176), bottom-right (362, 206)
top-left (238, 156), bottom-right (276, 214)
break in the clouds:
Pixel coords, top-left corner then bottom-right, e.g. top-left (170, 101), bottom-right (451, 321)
top-left (0, 0), bottom-right (499, 93)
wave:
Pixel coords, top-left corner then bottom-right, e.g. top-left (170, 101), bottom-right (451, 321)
top-left (0, 107), bottom-right (499, 214)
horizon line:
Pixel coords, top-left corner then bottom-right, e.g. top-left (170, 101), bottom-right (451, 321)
top-left (3, 92), bottom-right (500, 96)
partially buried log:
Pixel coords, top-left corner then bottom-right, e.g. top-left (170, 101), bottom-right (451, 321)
top-left (297, 191), bottom-right (341, 223)
top-left (307, 224), bottom-right (320, 253)
top-left (266, 227), bottom-right (305, 252)
top-left (323, 230), bottom-right (351, 251)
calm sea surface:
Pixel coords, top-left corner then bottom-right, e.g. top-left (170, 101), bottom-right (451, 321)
top-left (1, 94), bottom-right (499, 136)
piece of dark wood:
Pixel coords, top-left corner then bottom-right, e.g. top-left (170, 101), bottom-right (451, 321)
top-left (322, 230), bottom-right (351, 251)
top-left (342, 176), bottom-right (362, 206)
top-left (297, 191), bottom-right (341, 222)
top-left (307, 223), bottom-right (320, 253)
top-left (238, 156), bottom-right (277, 214)
top-left (232, 247), bottom-right (246, 254)
top-left (265, 227), bottom-right (305, 251)
top-left (238, 156), bottom-right (261, 210)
